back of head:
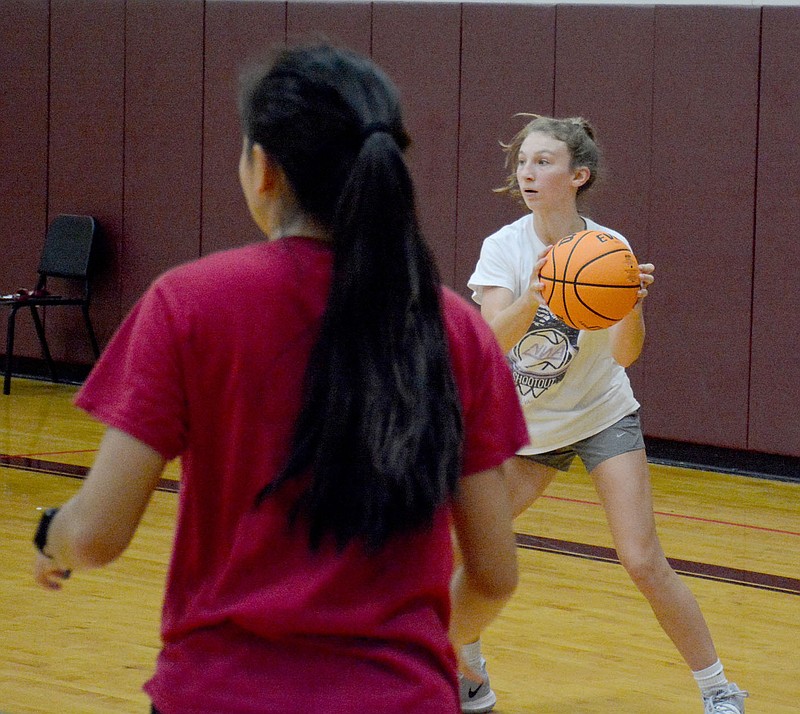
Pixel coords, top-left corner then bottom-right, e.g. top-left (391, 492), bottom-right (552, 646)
top-left (242, 45), bottom-right (463, 552)
top-left (240, 45), bottom-right (410, 229)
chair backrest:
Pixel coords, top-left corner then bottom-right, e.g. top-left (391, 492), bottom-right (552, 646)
top-left (37, 214), bottom-right (97, 280)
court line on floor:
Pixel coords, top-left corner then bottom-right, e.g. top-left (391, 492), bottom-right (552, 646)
top-left (6, 453), bottom-right (795, 536)
top-left (0, 454), bottom-right (179, 493)
top-left (542, 493), bottom-right (800, 537)
top-left (6, 454), bottom-right (800, 595)
top-left (3, 453), bottom-right (796, 533)
top-left (4, 453), bottom-right (798, 595)
top-left (11, 448), bottom-right (99, 457)
top-left (516, 533), bottom-right (800, 596)
top-left (7, 450), bottom-right (795, 536)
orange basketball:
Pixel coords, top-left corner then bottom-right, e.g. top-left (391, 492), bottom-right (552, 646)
top-left (539, 230), bottom-right (640, 330)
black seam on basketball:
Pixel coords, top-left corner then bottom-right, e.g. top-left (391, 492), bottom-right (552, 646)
top-left (553, 232), bottom-right (585, 312)
top-left (576, 283), bottom-right (640, 289)
top-left (574, 293), bottom-right (623, 321)
top-left (543, 278), bottom-right (639, 289)
top-left (573, 248), bottom-right (635, 282)
top-left (575, 286), bottom-right (638, 323)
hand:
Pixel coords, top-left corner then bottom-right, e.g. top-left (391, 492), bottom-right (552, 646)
top-left (527, 245), bottom-right (554, 306)
top-left (455, 645), bottom-right (485, 684)
top-left (635, 262), bottom-right (655, 305)
top-left (33, 552), bottom-right (72, 591)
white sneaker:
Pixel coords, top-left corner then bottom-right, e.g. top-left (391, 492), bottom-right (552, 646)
top-left (703, 683), bottom-right (749, 713)
top-left (459, 658), bottom-right (497, 713)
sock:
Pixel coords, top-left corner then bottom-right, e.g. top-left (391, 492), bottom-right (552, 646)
top-left (461, 639), bottom-right (484, 672)
top-left (693, 659), bottom-right (728, 695)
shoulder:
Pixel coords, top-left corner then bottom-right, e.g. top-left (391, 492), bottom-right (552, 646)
top-left (152, 244), bottom-right (263, 295)
top-left (154, 238), bottom-right (331, 300)
top-left (483, 214), bottom-right (530, 246)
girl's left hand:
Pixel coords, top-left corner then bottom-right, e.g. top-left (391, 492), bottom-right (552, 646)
top-left (33, 552), bottom-right (72, 591)
top-left (528, 245), bottom-right (554, 306)
top-left (636, 263), bottom-right (655, 305)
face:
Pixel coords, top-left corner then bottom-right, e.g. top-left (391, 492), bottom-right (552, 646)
top-left (516, 131), bottom-right (588, 212)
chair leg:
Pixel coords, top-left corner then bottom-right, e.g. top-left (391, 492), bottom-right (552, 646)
top-left (82, 305), bottom-right (100, 359)
top-left (4, 308), bottom-right (17, 395)
top-left (30, 306), bottom-right (59, 383)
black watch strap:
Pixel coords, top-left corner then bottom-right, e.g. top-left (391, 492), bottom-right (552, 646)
top-left (34, 507), bottom-right (60, 555)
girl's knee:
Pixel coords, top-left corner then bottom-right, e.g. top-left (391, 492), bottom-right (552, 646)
top-left (618, 548), bottom-right (672, 592)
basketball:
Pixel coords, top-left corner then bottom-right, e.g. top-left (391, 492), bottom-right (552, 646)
top-left (539, 230), bottom-right (640, 330)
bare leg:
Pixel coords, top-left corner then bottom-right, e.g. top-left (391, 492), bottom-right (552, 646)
top-left (502, 456), bottom-right (558, 519)
top-left (591, 449), bottom-right (718, 670)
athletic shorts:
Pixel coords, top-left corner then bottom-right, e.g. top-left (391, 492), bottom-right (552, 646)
top-left (521, 411), bottom-right (644, 474)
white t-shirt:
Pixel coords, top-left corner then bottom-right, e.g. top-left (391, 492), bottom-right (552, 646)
top-left (468, 214), bottom-right (640, 454)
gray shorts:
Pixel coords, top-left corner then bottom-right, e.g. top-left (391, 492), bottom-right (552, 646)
top-left (521, 411), bottom-right (645, 474)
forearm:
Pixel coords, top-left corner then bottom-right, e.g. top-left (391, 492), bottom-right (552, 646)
top-left (449, 566), bottom-right (514, 652)
top-left (448, 464), bottom-right (519, 653)
top-left (486, 290), bottom-right (541, 353)
top-left (609, 302), bottom-right (646, 367)
top-left (33, 428), bottom-right (167, 590)
top-left (43, 496), bottom-right (123, 570)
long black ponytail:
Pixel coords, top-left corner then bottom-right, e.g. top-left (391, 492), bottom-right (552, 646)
top-left (242, 45), bottom-right (463, 552)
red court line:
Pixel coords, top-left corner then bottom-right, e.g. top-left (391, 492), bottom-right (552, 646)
top-left (542, 493), bottom-right (800, 538)
top-left (11, 449), bottom-right (98, 458)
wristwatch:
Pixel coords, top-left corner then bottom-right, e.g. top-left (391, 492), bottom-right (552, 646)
top-left (33, 507), bottom-right (60, 556)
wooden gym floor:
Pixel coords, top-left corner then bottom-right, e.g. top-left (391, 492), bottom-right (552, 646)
top-left (1, 378), bottom-right (798, 713)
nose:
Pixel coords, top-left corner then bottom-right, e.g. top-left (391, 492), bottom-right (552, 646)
top-left (518, 160), bottom-right (534, 181)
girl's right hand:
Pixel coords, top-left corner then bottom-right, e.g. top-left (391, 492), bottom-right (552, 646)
top-left (527, 245), bottom-right (553, 306)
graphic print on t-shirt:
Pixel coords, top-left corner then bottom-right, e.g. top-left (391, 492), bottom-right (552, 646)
top-left (509, 306), bottom-right (580, 399)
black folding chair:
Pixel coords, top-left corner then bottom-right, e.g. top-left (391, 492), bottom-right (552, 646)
top-left (1, 214), bottom-right (100, 394)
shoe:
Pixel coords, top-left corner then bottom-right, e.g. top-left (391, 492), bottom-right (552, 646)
top-left (703, 683), bottom-right (749, 713)
top-left (459, 658), bottom-right (497, 713)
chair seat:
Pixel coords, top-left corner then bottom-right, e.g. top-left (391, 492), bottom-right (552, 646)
top-left (1, 296), bottom-right (77, 306)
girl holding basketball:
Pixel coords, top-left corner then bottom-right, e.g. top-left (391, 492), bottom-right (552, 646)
top-left (462, 115), bottom-right (747, 714)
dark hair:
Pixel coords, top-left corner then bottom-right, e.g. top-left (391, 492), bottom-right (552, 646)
top-left (242, 45), bottom-right (463, 552)
top-left (495, 113), bottom-right (602, 202)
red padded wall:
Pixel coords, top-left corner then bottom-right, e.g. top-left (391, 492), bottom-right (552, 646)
top-left (122, 0), bottom-right (205, 311)
top-left (287, 2), bottom-right (371, 55)
top-left (644, 6), bottom-right (760, 448)
top-left (201, 2), bottom-right (286, 257)
top-left (554, 6), bottom-right (654, 253)
top-left (48, 0), bottom-right (125, 360)
top-left (3, 1), bottom-right (800, 460)
top-left (372, 3), bottom-right (462, 287)
top-left (750, 7), bottom-right (800, 457)
top-left (553, 5), bottom-right (655, 399)
top-left (0, 2), bottom-right (49, 359)
top-left (456, 4), bottom-right (556, 300)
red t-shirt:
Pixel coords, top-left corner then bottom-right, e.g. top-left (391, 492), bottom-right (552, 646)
top-left (75, 237), bottom-right (528, 714)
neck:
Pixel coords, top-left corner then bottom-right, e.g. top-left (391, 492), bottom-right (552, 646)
top-left (531, 209), bottom-right (585, 246)
top-left (268, 211), bottom-right (330, 243)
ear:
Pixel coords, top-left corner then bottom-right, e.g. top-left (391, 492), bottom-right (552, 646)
top-left (572, 166), bottom-right (591, 189)
top-left (250, 143), bottom-right (282, 196)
